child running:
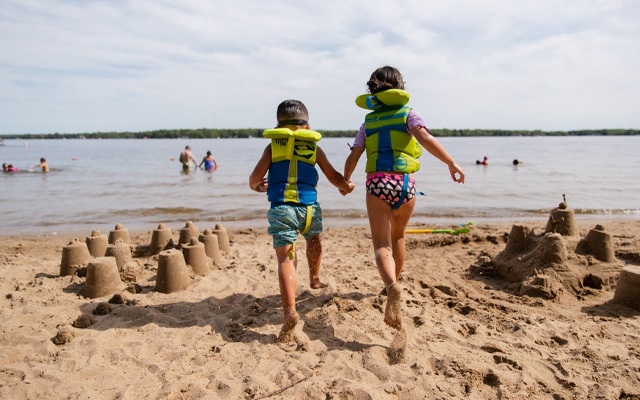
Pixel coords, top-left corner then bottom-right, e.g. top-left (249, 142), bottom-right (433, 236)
top-left (249, 99), bottom-right (355, 343)
top-left (343, 66), bottom-right (465, 361)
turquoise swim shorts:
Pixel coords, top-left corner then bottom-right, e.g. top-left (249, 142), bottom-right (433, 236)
top-left (267, 203), bottom-right (323, 248)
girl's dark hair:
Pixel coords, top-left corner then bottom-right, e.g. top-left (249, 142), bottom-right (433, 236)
top-left (366, 66), bottom-right (405, 93)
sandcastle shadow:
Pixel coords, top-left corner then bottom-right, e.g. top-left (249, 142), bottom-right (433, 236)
top-left (581, 301), bottom-right (640, 318)
top-left (78, 290), bottom-right (376, 351)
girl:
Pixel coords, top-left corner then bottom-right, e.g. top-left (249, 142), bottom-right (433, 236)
top-left (343, 66), bottom-right (465, 337)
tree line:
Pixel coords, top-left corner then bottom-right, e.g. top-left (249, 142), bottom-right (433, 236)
top-left (1, 128), bottom-right (638, 140)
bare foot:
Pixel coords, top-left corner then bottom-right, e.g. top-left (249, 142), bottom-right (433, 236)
top-left (384, 283), bottom-right (403, 330)
top-left (310, 279), bottom-right (328, 289)
top-left (388, 327), bottom-right (407, 364)
top-left (277, 311), bottom-right (300, 343)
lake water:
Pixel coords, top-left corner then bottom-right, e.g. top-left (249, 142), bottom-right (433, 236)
top-left (1, 136), bottom-right (638, 235)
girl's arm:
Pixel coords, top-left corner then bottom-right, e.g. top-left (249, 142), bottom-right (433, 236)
top-left (316, 147), bottom-right (355, 195)
top-left (411, 126), bottom-right (465, 183)
top-left (343, 146), bottom-right (364, 182)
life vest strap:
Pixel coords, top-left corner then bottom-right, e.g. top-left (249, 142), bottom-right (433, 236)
top-left (392, 174), bottom-right (410, 210)
top-left (300, 205), bottom-right (313, 235)
top-left (286, 204), bottom-right (314, 260)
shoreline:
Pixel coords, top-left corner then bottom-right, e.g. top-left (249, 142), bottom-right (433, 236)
top-left (2, 213), bottom-right (637, 238)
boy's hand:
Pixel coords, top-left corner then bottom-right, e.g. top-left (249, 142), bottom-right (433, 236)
top-left (255, 178), bottom-right (268, 192)
top-left (339, 181), bottom-right (355, 196)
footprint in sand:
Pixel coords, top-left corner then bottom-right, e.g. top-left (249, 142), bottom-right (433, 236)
top-left (388, 328), bottom-right (407, 364)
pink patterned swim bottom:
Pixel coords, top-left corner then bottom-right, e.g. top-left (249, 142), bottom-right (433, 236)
top-left (366, 172), bottom-right (416, 208)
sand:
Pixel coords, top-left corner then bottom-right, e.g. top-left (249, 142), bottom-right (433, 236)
top-left (1, 218), bottom-right (639, 399)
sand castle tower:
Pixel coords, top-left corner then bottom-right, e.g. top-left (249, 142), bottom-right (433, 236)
top-left (182, 237), bottom-right (213, 276)
top-left (60, 238), bottom-right (92, 276)
top-left (105, 239), bottom-right (133, 270)
top-left (612, 266), bottom-right (640, 309)
top-left (108, 223), bottom-right (131, 245)
top-left (213, 223), bottom-right (231, 254)
top-left (178, 221), bottom-right (200, 248)
top-left (199, 228), bottom-right (222, 267)
top-left (85, 229), bottom-right (108, 257)
top-left (156, 249), bottom-right (193, 294)
top-left (149, 223), bottom-right (173, 255)
top-left (577, 224), bottom-right (615, 263)
top-left (84, 257), bottom-right (124, 299)
top-left (544, 195), bottom-right (579, 237)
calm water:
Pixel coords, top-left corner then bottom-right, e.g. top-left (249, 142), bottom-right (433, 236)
top-left (1, 136), bottom-right (638, 235)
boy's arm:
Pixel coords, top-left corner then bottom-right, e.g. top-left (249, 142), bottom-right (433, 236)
top-left (412, 126), bottom-right (465, 183)
top-left (249, 145), bottom-right (271, 192)
top-left (316, 147), bottom-right (355, 195)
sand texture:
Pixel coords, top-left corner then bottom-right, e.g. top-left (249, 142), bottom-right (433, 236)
top-left (1, 219), bottom-right (639, 399)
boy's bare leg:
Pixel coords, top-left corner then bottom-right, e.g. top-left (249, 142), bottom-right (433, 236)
top-left (275, 244), bottom-right (299, 342)
top-left (306, 234), bottom-right (327, 289)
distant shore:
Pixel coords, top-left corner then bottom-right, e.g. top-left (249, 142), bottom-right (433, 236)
top-left (1, 128), bottom-right (638, 139)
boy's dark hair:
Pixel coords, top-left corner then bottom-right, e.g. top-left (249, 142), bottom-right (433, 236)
top-left (367, 66), bottom-right (405, 93)
top-left (277, 100), bottom-right (309, 126)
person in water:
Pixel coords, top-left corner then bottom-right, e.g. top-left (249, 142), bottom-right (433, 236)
top-left (512, 159), bottom-right (522, 165)
top-left (249, 99), bottom-right (355, 344)
top-left (343, 66), bottom-right (465, 360)
top-left (33, 157), bottom-right (49, 172)
top-left (179, 146), bottom-right (198, 171)
top-left (476, 156), bottom-right (489, 165)
top-left (198, 151), bottom-right (220, 171)
top-left (3, 163), bottom-right (18, 172)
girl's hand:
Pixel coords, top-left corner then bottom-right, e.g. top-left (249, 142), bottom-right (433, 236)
top-left (449, 163), bottom-right (465, 183)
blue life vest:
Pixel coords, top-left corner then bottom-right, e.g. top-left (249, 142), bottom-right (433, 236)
top-left (263, 128), bottom-right (321, 205)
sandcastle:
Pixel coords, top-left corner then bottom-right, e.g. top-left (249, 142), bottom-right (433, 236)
top-left (199, 228), bottom-right (222, 267)
top-left (149, 223), bottom-right (173, 255)
top-left (108, 223), bottom-right (130, 245)
top-left (60, 238), bottom-right (92, 276)
top-left (59, 221), bottom-right (230, 298)
top-left (84, 257), bottom-right (124, 299)
top-left (213, 223), bottom-right (231, 254)
top-left (485, 196), bottom-right (631, 303)
top-left (178, 221), bottom-right (200, 248)
top-left (156, 249), bottom-right (194, 293)
top-left (85, 229), bottom-right (108, 257)
top-left (182, 237), bottom-right (213, 276)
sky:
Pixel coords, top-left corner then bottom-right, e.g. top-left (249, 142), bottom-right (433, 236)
top-left (1, 0), bottom-right (639, 134)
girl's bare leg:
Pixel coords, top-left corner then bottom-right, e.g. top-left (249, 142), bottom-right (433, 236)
top-left (390, 197), bottom-right (416, 280)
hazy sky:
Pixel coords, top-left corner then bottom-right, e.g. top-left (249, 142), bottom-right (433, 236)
top-left (1, 0), bottom-right (639, 134)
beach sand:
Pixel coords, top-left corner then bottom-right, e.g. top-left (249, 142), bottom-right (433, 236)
top-left (1, 218), bottom-right (639, 399)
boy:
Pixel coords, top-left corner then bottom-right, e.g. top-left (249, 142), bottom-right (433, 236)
top-left (249, 99), bottom-right (355, 343)
top-left (34, 157), bottom-right (49, 172)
